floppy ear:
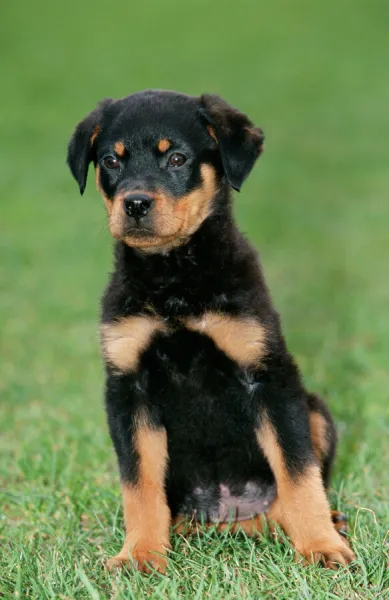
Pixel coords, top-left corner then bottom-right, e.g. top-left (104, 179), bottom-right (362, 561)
top-left (67, 99), bottom-right (112, 195)
top-left (199, 94), bottom-right (264, 191)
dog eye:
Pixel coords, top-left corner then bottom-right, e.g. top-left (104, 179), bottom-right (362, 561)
top-left (103, 156), bottom-right (119, 170)
top-left (168, 153), bottom-right (186, 168)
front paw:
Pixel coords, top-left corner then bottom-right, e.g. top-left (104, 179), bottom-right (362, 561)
top-left (107, 544), bottom-right (168, 574)
top-left (296, 535), bottom-right (355, 569)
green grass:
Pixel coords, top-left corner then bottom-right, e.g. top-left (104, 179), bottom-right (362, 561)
top-left (1, 1), bottom-right (389, 598)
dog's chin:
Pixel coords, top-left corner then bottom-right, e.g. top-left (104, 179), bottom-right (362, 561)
top-left (110, 225), bottom-right (155, 243)
top-left (123, 226), bottom-right (155, 239)
top-left (113, 226), bottom-right (187, 253)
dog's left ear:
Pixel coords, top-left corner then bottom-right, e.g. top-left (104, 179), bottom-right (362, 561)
top-left (67, 99), bottom-right (112, 195)
top-left (199, 94), bottom-right (264, 191)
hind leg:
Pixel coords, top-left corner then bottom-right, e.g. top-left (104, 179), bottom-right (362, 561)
top-left (307, 393), bottom-right (349, 537)
top-left (307, 393), bottom-right (336, 488)
top-left (258, 386), bottom-right (354, 568)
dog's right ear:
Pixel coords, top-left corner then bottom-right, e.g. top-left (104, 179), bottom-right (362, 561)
top-left (67, 99), bottom-right (112, 195)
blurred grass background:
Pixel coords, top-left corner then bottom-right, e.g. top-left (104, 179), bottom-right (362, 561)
top-left (1, 1), bottom-right (388, 598)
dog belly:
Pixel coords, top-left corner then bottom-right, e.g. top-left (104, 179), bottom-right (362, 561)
top-left (147, 329), bottom-right (276, 521)
top-left (176, 479), bottom-right (277, 523)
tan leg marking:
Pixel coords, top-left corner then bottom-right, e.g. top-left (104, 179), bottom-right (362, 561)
top-left (184, 313), bottom-right (267, 368)
top-left (101, 316), bottom-right (168, 373)
top-left (257, 417), bottom-right (354, 568)
top-left (107, 424), bottom-right (171, 574)
top-left (157, 139), bottom-right (171, 153)
top-left (114, 141), bottom-right (125, 157)
top-left (309, 411), bottom-right (329, 461)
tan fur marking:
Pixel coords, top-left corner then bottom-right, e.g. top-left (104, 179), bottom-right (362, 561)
top-left (114, 164), bottom-right (218, 253)
top-left (106, 190), bottom-right (128, 237)
top-left (94, 164), bottom-right (217, 252)
top-left (103, 195), bottom-right (113, 214)
top-left (172, 163), bottom-right (217, 237)
top-left (157, 138), bottom-right (171, 153)
top-left (114, 141), bottom-right (125, 156)
top-left (95, 165), bottom-right (113, 214)
top-left (207, 125), bottom-right (218, 144)
top-left (101, 316), bottom-right (168, 373)
top-left (309, 411), bottom-right (329, 461)
top-left (184, 313), bottom-right (267, 367)
top-left (257, 417), bottom-right (354, 567)
top-left (95, 165), bottom-right (102, 192)
top-left (90, 125), bottom-right (101, 146)
top-left (107, 423), bottom-right (170, 573)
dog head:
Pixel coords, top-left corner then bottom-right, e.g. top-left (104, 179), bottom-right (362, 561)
top-left (67, 90), bottom-right (264, 252)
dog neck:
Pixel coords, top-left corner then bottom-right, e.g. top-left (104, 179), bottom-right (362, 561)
top-left (103, 188), bottom-right (262, 318)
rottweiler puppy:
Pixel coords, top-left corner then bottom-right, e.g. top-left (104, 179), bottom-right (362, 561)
top-left (67, 90), bottom-right (354, 573)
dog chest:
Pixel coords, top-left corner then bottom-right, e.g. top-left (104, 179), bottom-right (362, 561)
top-left (101, 311), bottom-right (268, 374)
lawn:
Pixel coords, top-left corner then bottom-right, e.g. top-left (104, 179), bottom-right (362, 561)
top-left (1, 1), bottom-right (388, 598)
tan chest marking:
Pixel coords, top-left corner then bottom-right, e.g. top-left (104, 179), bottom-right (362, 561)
top-left (101, 316), bottom-right (168, 372)
top-left (184, 312), bottom-right (267, 368)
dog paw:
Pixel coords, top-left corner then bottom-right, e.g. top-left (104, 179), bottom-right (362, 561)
top-left (106, 545), bottom-right (168, 574)
top-left (296, 535), bottom-right (355, 569)
top-left (132, 546), bottom-right (168, 574)
top-left (106, 554), bottom-right (129, 572)
top-left (331, 510), bottom-right (348, 538)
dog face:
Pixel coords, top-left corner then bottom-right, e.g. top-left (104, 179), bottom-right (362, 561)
top-left (67, 90), bottom-right (264, 252)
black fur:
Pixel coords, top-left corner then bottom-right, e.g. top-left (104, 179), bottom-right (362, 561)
top-left (200, 94), bottom-right (264, 191)
top-left (68, 89), bottom-right (337, 525)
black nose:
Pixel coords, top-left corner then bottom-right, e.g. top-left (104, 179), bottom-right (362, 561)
top-left (123, 194), bottom-right (152, 220)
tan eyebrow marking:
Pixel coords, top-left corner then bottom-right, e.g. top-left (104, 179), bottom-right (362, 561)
top-left (114, 141), bottom-right (126, 156)
top-left (157, 139), bottom-right (171, 153)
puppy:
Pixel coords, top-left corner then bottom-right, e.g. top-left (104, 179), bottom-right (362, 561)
top-left (67, 90), bottom-right (354, 573)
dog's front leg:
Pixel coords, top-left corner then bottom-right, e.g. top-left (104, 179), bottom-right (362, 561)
top-left (105, 373), bottom-right (171, 574)
top-left (255, 366), bottom-right (354, 568)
